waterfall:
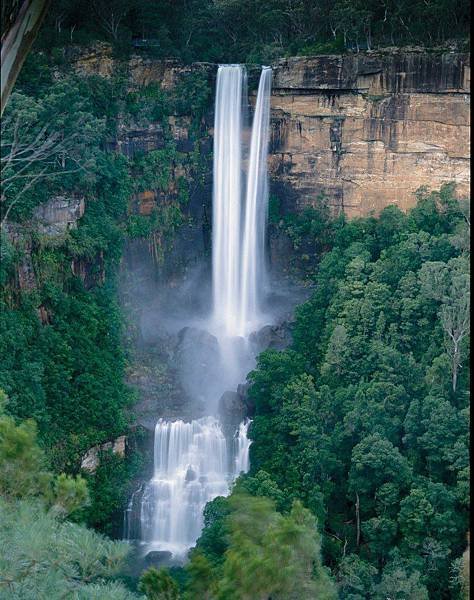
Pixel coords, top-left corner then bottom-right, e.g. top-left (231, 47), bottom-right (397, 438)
top-left (212, 64), bottom-right (272, 336)
top-left (132, 65), bottom-right (271, 559)
top-left (140, 417), bottom-right (236, 555)
top-left (212, 65), bottom-right (245, 337)
top-left (234, 419), bottom-right (251, 475)
top-left (239, 67), bottom-right (272, 335)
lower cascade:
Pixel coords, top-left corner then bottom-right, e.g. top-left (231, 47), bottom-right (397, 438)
top-left (138, 417), bottom-right (250, 556)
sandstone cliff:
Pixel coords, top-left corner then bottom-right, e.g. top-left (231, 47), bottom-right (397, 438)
top-left (73, 45), bottom-right (470, 218)
top-left (269, 52), bottom-right (470, 217)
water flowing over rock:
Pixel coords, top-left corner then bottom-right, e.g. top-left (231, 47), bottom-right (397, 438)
top-left (234, 419), bottom-right (251, 475)
top-left (212, 65), bottom-right (273, 337)
top-left (131, 65), bottom-right (273, 559)
top-left (138, 417), bottom-right (247, 556)
top-left (212, 65), bottom-right (245, 337)
top-left (239, 67), bottom-right (272, 335)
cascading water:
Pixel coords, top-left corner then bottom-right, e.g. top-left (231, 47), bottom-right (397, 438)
top-left (234, 419), bottom-right (251, 475)
top-left (238, 67), bottom-right (272, 335)
top-left (131, 65), bottom-right (272, 559)
top-left (212, 65), bottom-right (245, 337)
top-left (212, 64), bottom-right (272, 336)
top-left (140, 418), bottom-right (230, 556)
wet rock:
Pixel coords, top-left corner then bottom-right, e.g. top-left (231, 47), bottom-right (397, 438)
top-left (185, 466), bottom-right (197, 482)
top-left (237, 382), bottom-right (255, 416)
top-left (144, 550), bottom-right (173, 568)
top-left (175, 327), bottom-right (222, 402)
top-left (249, 322), bottom-right (292, 352)
top-left (218, 391), bottom-right (246, 420)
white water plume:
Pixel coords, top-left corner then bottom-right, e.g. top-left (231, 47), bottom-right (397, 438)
top-left (140, 417), bottom-right (249, 556)
top-left (238, 66), bottom-right (272, 335)
top-left (212, 64), bottom-right (272, 337)
top-left (212, 65), bottom-right (245, 336)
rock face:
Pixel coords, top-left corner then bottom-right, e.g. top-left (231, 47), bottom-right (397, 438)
top-left (73, 46), bottom-right (470, 218)
top-left (33, 195), bottom-right (85, 236)
top-left (80, 435), bottom-right (127, 473)
top-left (268, 52), bottom-right (470, 217)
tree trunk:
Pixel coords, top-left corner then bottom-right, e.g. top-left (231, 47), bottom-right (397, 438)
top-left (355, 493), bottom-right (361, 546)
top-left (452, 340), bottom-right (460, 393)
top-left (1, 0), bottom-right (51, 116)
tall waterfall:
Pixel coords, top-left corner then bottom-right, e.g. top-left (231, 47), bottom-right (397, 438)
top-left (212, 65), bottom-right (245, 336)
top-left (133, 65), bottom-right (272, 559)
top-left (212, 64), bottom-right (272, 336)
top-left (239, 67), bottom-right (272, 335)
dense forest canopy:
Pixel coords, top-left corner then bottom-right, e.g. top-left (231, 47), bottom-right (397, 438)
top-left (163, 187), bottom-right (469, 599)
top-left (29, 0), bottom-right (472, 62)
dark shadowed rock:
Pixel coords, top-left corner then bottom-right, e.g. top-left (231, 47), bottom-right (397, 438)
top-left (175, 327), bottom-right (222, 403)
top-left (249, 322), bottom-right (292, 352)
top-left (144, 550), bottom-right (173, 568)
top-left (218, 390), bottom-right (246, 420)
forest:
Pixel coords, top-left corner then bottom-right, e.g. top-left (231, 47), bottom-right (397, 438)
top-left (3, 0), bottom-right (471, 64)
top-left (0, 1), bottom-right (471, 599)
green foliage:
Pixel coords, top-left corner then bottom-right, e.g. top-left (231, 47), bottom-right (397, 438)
top-left (273, 201), bottom-right (343, 277)
top-left (0, 499), bottom-right (140, 599)
top-left (80, 446), bottom-right (143, 536)
top-left (0, 396), bottom-right (88, 513)
top-left (178, 493), bottom-right (336, 599)
top-left (139, 567), bottom-right (180, 600)
top-left (0, 395), bottom-right (138, 598)
top-left (197, 187), bottom-right (469, 598)
top-left (36, 0), bottom-right (471, 62)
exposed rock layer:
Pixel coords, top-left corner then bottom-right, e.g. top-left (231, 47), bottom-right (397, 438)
top-left (74, 46), bottom-right (470, 218)
top-left (268, 52), bottom-right (470, 216)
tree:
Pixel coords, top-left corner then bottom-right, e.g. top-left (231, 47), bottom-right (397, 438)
top-left (217, 494), bottom-right (337, 599)
top-left (0, 499), bottom-right (139, 598)
top-left (374, 562), bottom-right (428, 599)
top-left (0, 392), bottom-right (87, 512)
top-left (0, 392), bottom-right (137, 599)
top-left (139, 567), bottom-right (180, 600)
top-left (184, 552), bottom-right (217, 600)
top-left (91, 0), bottom-right (130, 41)
top-left (419, 257), bottom-right (470, 392)
top-left (1, 0), bottom-right (51, 115)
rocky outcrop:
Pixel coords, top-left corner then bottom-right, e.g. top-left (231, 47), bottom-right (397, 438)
top-left (269, 51), bottom-right (470, 217)
top-left (80, 435), bottom-right (127, 473)
top-left (32, 194), bottom-right (85, 236)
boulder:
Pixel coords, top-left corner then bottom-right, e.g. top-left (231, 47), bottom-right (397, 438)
top-left (144, 550), bottom-right (173, 568)
top-left (249, 322), bottom-right (291, 352)
top-left (218, 390), bottom-right (246, 421)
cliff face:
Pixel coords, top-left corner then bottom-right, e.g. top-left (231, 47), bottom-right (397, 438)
top-left (269, 52), bottom-right (470, 217)
top-left (74, 46), bottom-right (470, 218)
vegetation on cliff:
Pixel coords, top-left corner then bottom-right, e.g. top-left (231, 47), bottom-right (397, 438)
top-left (0, 54), bottom-right (209, 533)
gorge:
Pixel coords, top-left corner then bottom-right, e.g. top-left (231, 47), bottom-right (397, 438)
top-left (0, 4), bottom-right (470, 594)
top-left (126, 64), bottom-right (275, 559)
